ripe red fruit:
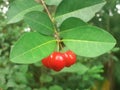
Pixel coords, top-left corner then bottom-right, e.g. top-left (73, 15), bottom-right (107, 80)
top-left (49, 52), bottom-right (66, 71)
top-left (64, 50), bottom-right (76, 67)
top-left (42, 56), bottom-right (51, 68)
top-left (41, 50), bottom-right (76, 71)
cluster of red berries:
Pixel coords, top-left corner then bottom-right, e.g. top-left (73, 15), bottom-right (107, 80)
top-left (42, 50), bottom-right (76, 71)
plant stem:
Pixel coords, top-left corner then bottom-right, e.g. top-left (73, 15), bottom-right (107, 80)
top-left (40, 0), bottom-right (54, 23)
top-left (40, 0), bottom-right (62, 51)
top-left (40, 0), bottom-right (58, 33)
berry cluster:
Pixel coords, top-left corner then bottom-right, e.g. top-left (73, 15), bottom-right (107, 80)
top-left (42, 50), bottom-right (76, 71)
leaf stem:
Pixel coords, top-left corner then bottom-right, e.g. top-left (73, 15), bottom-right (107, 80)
top-left (40, 0), bottom-right (54, 23)
top-left (40, 0), bottom-right (62, 51)
top-left (40, 0), bottom-right (58, 33)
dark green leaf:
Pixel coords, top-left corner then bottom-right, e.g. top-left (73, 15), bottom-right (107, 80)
top-left (24, 11), bottom-right (54, 35)
top-left (39, 87), bottom-right (48, 90)
top-left (55, 0), bottom-right (106, 25)
top-left (60, 17), bottom-right (87, 31)
top-left (60, 26), bottom-right (116, 57)
top-left (10, 32), bottom-right (56, 64)
top-left (7, 0), bottom-right (43, 24)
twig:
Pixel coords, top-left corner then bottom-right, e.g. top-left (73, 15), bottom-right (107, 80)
top-left (40, 0), bottom-right (62, 51)
top-left (40, 0), bottom-right (54, 23)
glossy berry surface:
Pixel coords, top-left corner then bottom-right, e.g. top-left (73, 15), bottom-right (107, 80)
top-left (49, 52), bottom-right (66, 71)
top-left (64, 50), bottom-right (76, 67)
top-left (42, 56), bottom-right (51, 68)
top-left (41, 50), bottom-right (76, 71)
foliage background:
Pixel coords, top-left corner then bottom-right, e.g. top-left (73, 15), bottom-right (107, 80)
top-left (0, 0), bottom-right (120, 90)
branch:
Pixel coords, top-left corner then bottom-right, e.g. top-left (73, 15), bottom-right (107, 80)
top-left (39, 0), bottom-right (61, 50)
top-left (40, 0), bottom-right (54, 23)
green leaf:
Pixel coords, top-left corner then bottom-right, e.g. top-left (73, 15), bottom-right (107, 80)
top-left (60, 63), bottom-right (88, 75)
top-left (14, 72), bottom-right (27, 84)
top-left (45, 0), bottom-right (62, 6)
top-left (55, 0), bottom-right (106, 25)
top-left (24, 11), bottom-right (54, 35)
top-left (6, 79), bottom-right (16, 87)
top-left (88, 65), bottom-right (104, 73)
top-left (51, 63), bottom-right (88, 75)
top-left (7, 0), bottom-right (43, 24)
top-left (60, 17), bottom-right (87, 31)
top-left (0, 75), bottom-right (6, 85)
top-left (19, 65), bottom-right (28, 73)
top-left (49, 85), bottom-right (63, 90)
top-left (40, 74), bottom-right (53, 83)
top-left (60, 26), bottom-right (116, 57)
top-left (10, 32), bottom-right (56, 64)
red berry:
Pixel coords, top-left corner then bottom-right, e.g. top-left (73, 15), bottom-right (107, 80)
top-left (64, 50), bottom-right (76, 67)
top-left (42, 56), bottom-right (51, 68)
top-left (49, 52), bottom-right (66, 71)
top-left (41, 50), bottom-right (76, 71)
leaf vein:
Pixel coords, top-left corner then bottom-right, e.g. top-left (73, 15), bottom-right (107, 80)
top-left (11, 40), bottom-right (55, 60)
top-left (62, 39), bottom-right (115, 44)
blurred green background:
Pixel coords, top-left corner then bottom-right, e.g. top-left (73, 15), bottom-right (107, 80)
top-left (0, 0), bottom-right (120, 90)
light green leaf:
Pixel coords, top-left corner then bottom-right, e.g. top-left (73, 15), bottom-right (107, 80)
top-left (55, 0), bottom-right (106, 25)
top-left (10, 32), bottom-right (56, 64)
top-left (60, 17), bottom-right (87, 31)
top-left (14, 72), bottom-right (27, 84)
top-left (60, 63), bottom-right (88, 75)
top-left (45, 0), bottom-right (62, 6)
top-left (60, 26), bottom-right (116, 57)
top-left (24, 11), bottom-right (54, 35)
top-left (49, 85), bottom-right (63, 90)
top-left (19, 65), bottom-right (28, 73)
top-left (0, 75), bottom-right (6, 85)
top-left (7, 0), bottom-right (43, 24)
top-left (6, 79), bottom-right (16, 87)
